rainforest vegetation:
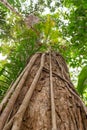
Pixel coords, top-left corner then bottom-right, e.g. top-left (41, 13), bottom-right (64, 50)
top-left (0, 1), bottom-right (87, 130)
top-left (0, 0), bottom-right (87, 103)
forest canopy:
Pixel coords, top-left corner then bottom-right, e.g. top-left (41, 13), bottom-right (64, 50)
top-left (0, 0), bottom-right (87, 103)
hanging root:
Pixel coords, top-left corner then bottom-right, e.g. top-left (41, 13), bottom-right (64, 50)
top-left (0, 53), bottom-right (39, 130)
top-left (3, 117), bottom-right (14, 130)
top-left (49, 53), bottom-right (57, 130)
top-left (0, 57), bottom-right (36, 114)
top-left (10, 53), bottom-right (45, 130)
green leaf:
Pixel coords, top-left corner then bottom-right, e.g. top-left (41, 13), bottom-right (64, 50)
top-left (77, 66), bottom-right (87, 95)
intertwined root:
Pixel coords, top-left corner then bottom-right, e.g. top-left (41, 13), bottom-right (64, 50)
top-left (0, 52), bottom-right (57, 130)
top-left (0, 52), bottom-right (87, 130)
top-left (0, 53), bottom-right (40, 130)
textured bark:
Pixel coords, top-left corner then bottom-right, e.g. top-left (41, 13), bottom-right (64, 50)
top-left (0, 52), bottom-right (87, 130)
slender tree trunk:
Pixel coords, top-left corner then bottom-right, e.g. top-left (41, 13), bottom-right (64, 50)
top-left (0, 52), bottom-right (87, 130)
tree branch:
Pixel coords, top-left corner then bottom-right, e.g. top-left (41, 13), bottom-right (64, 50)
top-left (0, 0), bottom-right (22, 17)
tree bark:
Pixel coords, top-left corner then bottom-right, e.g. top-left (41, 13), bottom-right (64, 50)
top-left (0, 52), bottom-right (87, 130)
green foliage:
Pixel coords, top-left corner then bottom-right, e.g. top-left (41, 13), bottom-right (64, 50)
top-left (77, 66), bottom-right (87, 95)
top-left (0, 14), bottom-right (40, 100)
top-left (62, 0), bottom-right (87, 67)
top-left (0, 0), bottom-right (87, 102)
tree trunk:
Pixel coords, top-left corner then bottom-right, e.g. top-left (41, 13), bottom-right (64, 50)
top-left (0, 52), bottom-right (87, 130)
